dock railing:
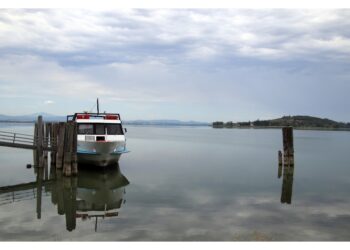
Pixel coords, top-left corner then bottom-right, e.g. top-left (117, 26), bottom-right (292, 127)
top-left (0, 130), bottom-right (56, 150)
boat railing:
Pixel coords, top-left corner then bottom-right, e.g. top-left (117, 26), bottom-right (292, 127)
top-left (67, 113), bottom-right (121, 122)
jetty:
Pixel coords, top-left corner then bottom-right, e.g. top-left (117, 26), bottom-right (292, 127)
top-left (0, 115), bottom-right (78, 176)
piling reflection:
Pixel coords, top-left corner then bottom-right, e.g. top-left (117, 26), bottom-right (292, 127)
top-left (281, 164), bottom-right (294, 204)
top-left (0, 159), bottom-right (129, 232)
top-left (278, 153), bottom-right (295, 204)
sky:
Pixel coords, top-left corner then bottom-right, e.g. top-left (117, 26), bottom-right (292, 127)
top-left (0, 8), bottom-right (350, 122)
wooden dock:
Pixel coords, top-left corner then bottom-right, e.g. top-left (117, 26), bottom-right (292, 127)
top-left (0, 115), bottom-right (78, 176)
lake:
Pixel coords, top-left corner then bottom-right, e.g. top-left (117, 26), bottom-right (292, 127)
top-left (0, 124), bottom-right (350, 241)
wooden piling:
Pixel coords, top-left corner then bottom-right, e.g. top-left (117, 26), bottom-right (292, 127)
top-left (37, 116), bottom-right (43, 152)
top-left (42, 123), bottom-right (49, 177)
top-left (45, 123), bottom-right (50, 148)
top-left (37, 116), bottom-right (44, 168)
top-left (282, 127), bottom-right (294, 167)
top-left (56, 122), bottom-right (65, 169)
top-left (71, 123), bottom-right (78, 175)
top-left (34, 123), bottom-right (38, 146)
top-left (33, 123), bottom-right (39, 168)
top-left (50, 123), bottom-right (58, 165)
top-left (54, 123), bottom-right (59, 150)
top-left (278, 150), bottom-right (282, 178)
top-left (61, 122), bottom-right (78, 176)
top-left (63, 123), bottom-right (73, 176)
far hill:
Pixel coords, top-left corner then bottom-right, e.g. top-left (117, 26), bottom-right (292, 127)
top-left (262, 115), bottom-right (349, 128)
top-left (213, 116), bottom-right (350, 129)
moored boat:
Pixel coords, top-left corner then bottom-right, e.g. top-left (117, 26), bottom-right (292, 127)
top-left (67, 102), bottom-right (129, 167)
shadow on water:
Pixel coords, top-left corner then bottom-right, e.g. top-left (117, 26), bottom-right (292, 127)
top-left (0, 160), bottom-right (130, 232)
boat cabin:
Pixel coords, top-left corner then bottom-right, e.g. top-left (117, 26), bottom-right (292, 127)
top-left (67, 113), bottom-right (125, 142)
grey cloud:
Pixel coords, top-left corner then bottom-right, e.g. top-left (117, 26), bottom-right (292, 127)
top-left (1, 9), bottom-right (350, 64)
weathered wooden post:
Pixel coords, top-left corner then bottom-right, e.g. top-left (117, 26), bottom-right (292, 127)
top-left (278, 150), bottom-right (282, 178)
top-left (61, 121), bottom-right (78, 176)
top-left (56, 122), bottom-right (65, 169)
top-left (38, 116), bottom-right (43, 150)
top-left (282, 127), bottom-right (294, 167)
top-left (71, 122), bottom-right (78, 175)
top-left (63, 122), bottom-right (73, 176)
top-left (37, 116), bottom-right (44, 168)
top-left (50, 123), bottom-right (58, 166)
top-left (34, 123), bottom-right (38, 146)
top-left (43, 123), bottom-right (49, 179)
top-left (33, 121), bottom-right (39, 168)
top-left (45, 123), bottom-right (50, 148)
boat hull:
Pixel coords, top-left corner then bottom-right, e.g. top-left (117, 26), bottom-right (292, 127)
top-left (77, 141), bottom-right (127, 167)
top-left (77, 153), bottom-right (121, 167)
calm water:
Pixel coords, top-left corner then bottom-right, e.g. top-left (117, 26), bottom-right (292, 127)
top-left (0, 124), bottom-right (350, 241)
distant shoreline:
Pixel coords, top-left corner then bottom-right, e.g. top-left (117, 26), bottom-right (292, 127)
top-left (212, 126), bottom-right (350, 132)
top-left (1, 120), bottom-right (350, 131)
top-left (213, 115), bottom-right (350, 132)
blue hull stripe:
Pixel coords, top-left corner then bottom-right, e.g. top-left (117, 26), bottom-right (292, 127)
top-left (77, 148), bottom-right (130, 155)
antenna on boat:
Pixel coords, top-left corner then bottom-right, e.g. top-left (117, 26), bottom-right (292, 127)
top-left (97, 98), bottom-right (99, 114)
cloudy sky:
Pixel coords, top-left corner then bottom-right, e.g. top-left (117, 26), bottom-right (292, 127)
top-left (0, 9), bottom-right (350, 122)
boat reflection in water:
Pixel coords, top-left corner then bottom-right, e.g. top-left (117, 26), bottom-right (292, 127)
top-left (50, 164), bottom-right (130, 231)
top-left (0, 163), bottom-right (129, 232)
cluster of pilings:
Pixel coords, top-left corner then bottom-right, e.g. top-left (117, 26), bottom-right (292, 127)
top-left (34, 116), bottom-right (78, 176)
top-left (278, 126), bottom-right (295, 204)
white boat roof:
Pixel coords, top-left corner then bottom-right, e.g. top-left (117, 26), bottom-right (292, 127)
top-left (76, 119), bottom-right (121, 124)
top-left (67, 113), bottom-right (122, 124)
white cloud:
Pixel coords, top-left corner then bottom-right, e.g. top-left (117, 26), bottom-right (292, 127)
top-left (44, 100), bottom-right (54, 104)
top-left (186, 46), bottom-right (219, 60)
top-left (0, 9), bottom-right (349, 62)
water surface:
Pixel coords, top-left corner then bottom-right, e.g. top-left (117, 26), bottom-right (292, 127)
top-left (0, 124), bottom-right (350, 241)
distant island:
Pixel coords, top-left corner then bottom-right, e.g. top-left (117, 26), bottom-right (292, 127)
top-left (213, 116), bottom-right (350, 130)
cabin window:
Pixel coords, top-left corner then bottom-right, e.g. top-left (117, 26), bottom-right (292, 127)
top-left (78, 123), bottom-right (123, 135)
top-left (78, 124), bottom-right (94, 135)
top-left (95, 124), bottom-right (105, 135)
top-left (106, 124), bottom-right (124, 135)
